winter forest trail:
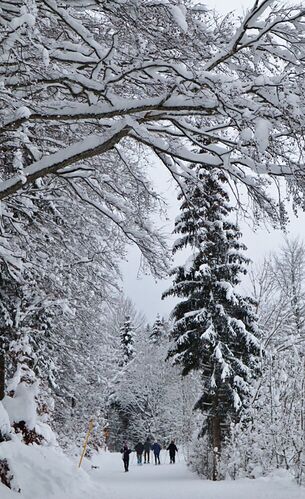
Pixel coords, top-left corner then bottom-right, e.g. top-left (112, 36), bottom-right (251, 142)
top-left (1, 443), bottom-right (304, 499)
top-left (88, 452), bottom-right (304, 499)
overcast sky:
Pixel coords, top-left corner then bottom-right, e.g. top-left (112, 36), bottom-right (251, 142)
top-left (208, 0), bottom-right (249, 13)
top-left (121, 0), bottom-right (305, 323)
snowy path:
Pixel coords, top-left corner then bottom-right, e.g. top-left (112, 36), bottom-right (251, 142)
top-left (88, 451), bottom-right (305, 499)
top-left (1, 442), bottom-right (304, 499)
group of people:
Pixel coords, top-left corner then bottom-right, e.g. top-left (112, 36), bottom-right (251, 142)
top-left (120, 438), bottom-right (178, 472)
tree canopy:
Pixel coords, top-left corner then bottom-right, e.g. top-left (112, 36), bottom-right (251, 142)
top-left (2, 2), bottom-right (305, 270)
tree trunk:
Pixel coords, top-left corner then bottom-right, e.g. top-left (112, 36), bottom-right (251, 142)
top-left (212, 415), bottom-right (221, 481)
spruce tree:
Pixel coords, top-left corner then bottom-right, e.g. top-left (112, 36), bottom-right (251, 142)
top-left (120, 315), bottom-right (135, 365)
top-left (163, 166), bottom-right (261, 479)
top-left (149, 314), bottom-right (165, 344)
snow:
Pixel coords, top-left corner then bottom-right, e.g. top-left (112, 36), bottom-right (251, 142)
top-left (239, 127), bottom-right (253, 142)
top-left (182, 252), bottom-right (197, 272)
top-left (217, 281), bottom-right (238, 304)
top-left (0, 440), bottom-right (95, 498)
top-left (0, 402), bottom-right (10, 436)
top-left (42, 48), bottom-right (50, 68)
top-left (0, 443), bottom-right (304, 499)
top-left (3, 382), bottom-right (38, 429)
top-left (255, 118), bottom-right (271, 153)
top-left (169, 5), bottom-right (188, 32)
top-left (15, 107), bottom-right (31, 119)
top-left (201, 324), bottom-right (215, 342)
top-left (10, 13), bottom-right (36, 30)
top-left (246, 0), bottom-right (274, 28)
top-left (199, 263), bottom-right (210, 275)
top-left (89, 455), bottom-right (305, 499)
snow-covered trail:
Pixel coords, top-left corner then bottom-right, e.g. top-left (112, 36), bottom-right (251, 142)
top-left (88, 451), bottom-right (304, 499)
top-left (1, 442), bottom-right (304, 499)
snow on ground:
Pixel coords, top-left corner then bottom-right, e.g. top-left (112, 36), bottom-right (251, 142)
top-left (0, 441), bottom-right (304, 499)
top-left (0, 440), bottom-right (99, 499)
top-left (89, 451), bottom-right (305, 499)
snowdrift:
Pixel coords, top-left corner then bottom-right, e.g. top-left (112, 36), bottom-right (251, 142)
top-left (0, 439), bottom-right (99, 499)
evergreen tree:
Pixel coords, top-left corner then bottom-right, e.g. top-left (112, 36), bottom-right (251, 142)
top-left (149, 314), bottom-right (165, 344)
top-left (120, 315), bottom-right (135, 365)
top-left (106, 299), bottom-right (143, 450)
top-left (163, 166), bottom-right (261, 480)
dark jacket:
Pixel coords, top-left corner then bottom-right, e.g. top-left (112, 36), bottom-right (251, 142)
top-left (143, 440), bottom-right (151, 452)
top-left (121, 446), bottom-right (132, 460)
top-left (167, 443), bottom-right (178, 455)
top-left (152, 442), bottom-right (161, 455)
top-left (135, 442), bottom-right (144, 454)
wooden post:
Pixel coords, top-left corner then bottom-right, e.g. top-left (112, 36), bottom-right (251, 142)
top-left (78, 418), bottom-right (94, 468)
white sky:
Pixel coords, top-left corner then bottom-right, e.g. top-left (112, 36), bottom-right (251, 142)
top-left (207, 0), bottom-right (249, 13)
top-left (121, 0), bottom-right (305, 323)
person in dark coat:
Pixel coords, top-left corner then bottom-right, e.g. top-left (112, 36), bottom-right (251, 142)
top-left (143, 438), bottom-right (151, 464)
top-left (167, 440), bottom-right (178, 464)
top-left (120, 443), bottom-right (132, 472)
top-left (152, 441), bottom-right (162, 465)
top-left (134, 441), bottom-right (144, 465)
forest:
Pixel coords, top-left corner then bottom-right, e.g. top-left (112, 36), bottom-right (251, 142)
top-left (0, 0), bottom-right (305, 497)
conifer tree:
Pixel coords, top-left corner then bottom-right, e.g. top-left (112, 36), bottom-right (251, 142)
top-left (120, 315), bottom-right (135, 365)
top-left (149, 314), bottom-right (165, 344)
top-left (163, 166), bottom-right (261, 479)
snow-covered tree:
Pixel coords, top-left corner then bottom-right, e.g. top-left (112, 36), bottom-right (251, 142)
top-left (2, 1), bottom-right (305, 276)
top-left (120, 316), bottom-right (136, 366)
top-left (107, 318), bottom-right (199, 450)
top-left (163, 166), bottom-right (261, 479)
top-left (149, 314), bottom-right (166, 345)
top-left (267, 239), bottom-right (305, 344)
top-left (225, 240), bottom-right (305, 484)
top-left (105, 297), bottom-right (145, 450)
top-left (0, 168), bottom-right (126, 447)
top-left (0, 266), bottom-right (57, 448)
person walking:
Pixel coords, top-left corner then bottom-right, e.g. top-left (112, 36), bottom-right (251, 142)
top-left (143, 438), bottom-right (151, 464)
top-left (120, 442), bottom-right (132, 472)
top-left (167, 440), bottom-right (178, 464)
top-left (152, 441), bottom-right (162, 465)
top-left (134, 441), bottom-right (144, 465)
